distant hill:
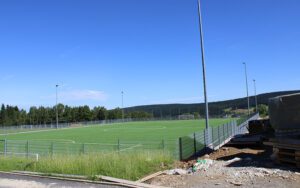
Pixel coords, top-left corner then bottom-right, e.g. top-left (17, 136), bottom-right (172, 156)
top-left (124, 90), bottom-right (300, 118)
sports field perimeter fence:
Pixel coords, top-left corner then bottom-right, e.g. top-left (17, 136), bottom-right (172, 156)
top-left (0, 138), bottom-right (178, 159)
top-left (178, 113), bottom-right (259, 160)
top-left (0, 114), bottom-right (258, 160)
top-left (0, 116), bottom-right (203, 135)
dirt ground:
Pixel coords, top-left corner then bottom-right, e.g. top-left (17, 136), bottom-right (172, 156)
top-left (149, 145), bottom-right (300, 188)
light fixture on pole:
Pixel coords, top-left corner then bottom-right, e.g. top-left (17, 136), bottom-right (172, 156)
top-left (56, 84), bottom-right (59, 129)
top-left (243, 62), bottom-right (250, 116)
top-left (197, 0), bottom-right (209, 130)
top-left (253, 79), bottom-right (258, 112)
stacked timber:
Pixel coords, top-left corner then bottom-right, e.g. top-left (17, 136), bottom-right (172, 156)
top-left (265, 138), bottom-right (300, 168)
top-left (248, 119), bottom-right (273, 135)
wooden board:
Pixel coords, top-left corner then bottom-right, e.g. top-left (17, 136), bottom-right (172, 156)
top-left (98, 175), bottom-right (168, 188)
top-left (136, 171), bottom-right (165, 183)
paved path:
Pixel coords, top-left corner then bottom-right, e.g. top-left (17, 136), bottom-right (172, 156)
top-left (0, 172), bottom-right (125, 188)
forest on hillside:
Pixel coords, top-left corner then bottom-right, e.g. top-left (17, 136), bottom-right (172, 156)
top-left (0, 90), bottom-right (298, 126)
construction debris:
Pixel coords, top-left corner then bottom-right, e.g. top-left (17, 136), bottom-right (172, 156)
top-left (192, 159), bottom-right (214, 172)
top-left (149, 146), bottom-right (300, 188)
top-left (225, 157), bottom-right (242, 165)
top-left (229, 181), bottom-right (243, 186)
top-left (166, 169), bottom-right (188, 175)
top-left (137, 171), bottom-right (165, 183)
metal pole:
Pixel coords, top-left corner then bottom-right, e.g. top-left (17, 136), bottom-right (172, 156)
top-left (121, 91), bottom-right (124, 122)
top-left (197, 0), bottom-right (209, 130)
top-left (243, 62), bottom-right (250, 116)
top-left (253, 79), bottom-right (258, 112)
top-left (56, 84), bottom-right (59, 129)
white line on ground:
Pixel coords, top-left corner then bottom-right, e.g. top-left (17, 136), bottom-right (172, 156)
top-left (119, 144), bottom-right (142, 152)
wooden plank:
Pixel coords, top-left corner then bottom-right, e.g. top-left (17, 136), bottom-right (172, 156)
top-left (263, 141), bottom-right (275, 146)
top-left (136, 171), bottom-right (165, 183)
top-left (279, 158), bottom-right (297, 164)
top-left (272, 138), bottom-right (300, 145)
top-left (5, 171), bottom-right (128, 187)
top-left (274, 144), bottom-right (300, 151)
top-left (278, 151), bottom-right (296, 157)
top-left (13, 171), bottom-right (87, 179)
top-left (98, 175), bottom-right (168, 188)
top-left (278, 158), bottom-right (300, 168)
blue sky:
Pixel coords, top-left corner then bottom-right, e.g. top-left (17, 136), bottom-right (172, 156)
top-left (0, 0), bottom-right (299, 110)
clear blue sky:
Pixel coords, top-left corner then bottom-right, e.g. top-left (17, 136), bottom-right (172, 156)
top-left (0, 0), bottom-right (299, 110)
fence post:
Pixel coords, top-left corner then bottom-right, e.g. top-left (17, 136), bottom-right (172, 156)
top-left (162, 139), bottom-right (165, 151)
top-left (218, 126), bottom-right (220, 146)
top-left (82, 143), bottom-right (85, 154)
top-left (26, 140), bottom-right (29, 158)
top-left (210, 128), bottom-right (213, 147)
top-left (193, 133), bottom-right (197, 155)
top-left (51, 142), bottom-right (54, 157)
top-left (179, 138), bottom-right (183, 161)
top-left (203, 129), bottom-right (206, 146)
top-left (117, 139), bottom-right (120, 151)
top-left (4, 139), bottom-right (7, 156)
top-left (226, 123), bottom-right (228, 138)
top-left (222, 124), bottom-right (225, 142)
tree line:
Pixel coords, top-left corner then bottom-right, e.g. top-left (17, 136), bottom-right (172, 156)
top-left (0, 104), bottom-right (152, 126)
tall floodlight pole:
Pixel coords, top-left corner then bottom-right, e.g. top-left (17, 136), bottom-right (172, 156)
top-left (243, 63), bottom-right (250, 116)
top-left (253, 79), bottom-right (258, 112)
top-left (121, 91), bottom-right (124, 122)
top-left (197, 0), bottom-right (209, 130)
top-left (56, 84), bottom-right (59, 129)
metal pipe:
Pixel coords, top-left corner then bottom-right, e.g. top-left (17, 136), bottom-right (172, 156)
top-left (243, 62), bottom-right (250, 116)
top-left (197, 0), bottom-right (209, 130)
top-left (56, 84), bottom-right (59, 129)
top-left (253, 79), bottom-right (258, 112)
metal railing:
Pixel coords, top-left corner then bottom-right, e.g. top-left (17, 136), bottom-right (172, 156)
top-left (0, 138), bottom-right (178, 158)
top-left (178, 113), bottom-right (259, 160)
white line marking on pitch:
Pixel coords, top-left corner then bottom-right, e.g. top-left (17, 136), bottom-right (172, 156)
top-left (119, 144), bottom-right (142, 152)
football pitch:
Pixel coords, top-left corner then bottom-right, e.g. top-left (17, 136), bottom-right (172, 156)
top-left (0, 119), bottom-right (231, 143)
top-left (0, 119), bottom-right (233, 157)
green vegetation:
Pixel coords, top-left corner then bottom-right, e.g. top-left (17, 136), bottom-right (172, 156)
top-left (1, 91), bottom-right (298, 126)
top-left (125, 90), bottom-right (300, 117)
top-left (0, 151), bottom-right (173, 181)
top-left (0, 119), bottom-right (230, 143)
top-left (257, 104), bottom-right (268, 117)
top-left (0, 104), bottom-right (153, 126)
top-left (0, 119), bottom-right (232, 158)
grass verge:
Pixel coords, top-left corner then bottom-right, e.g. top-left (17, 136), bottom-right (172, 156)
top-left (0, 151), bottom-right (174, 181)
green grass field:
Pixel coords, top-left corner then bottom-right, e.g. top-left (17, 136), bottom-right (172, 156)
top-left (0, 119), bottom-right (230, 143)
top-left (0, 119), bottom-right (232, 157)
top-left (0, 119), bottom-right (234, 179)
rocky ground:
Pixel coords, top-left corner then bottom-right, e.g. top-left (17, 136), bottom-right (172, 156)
top-left (149, 146), bottom-right (300, 188)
